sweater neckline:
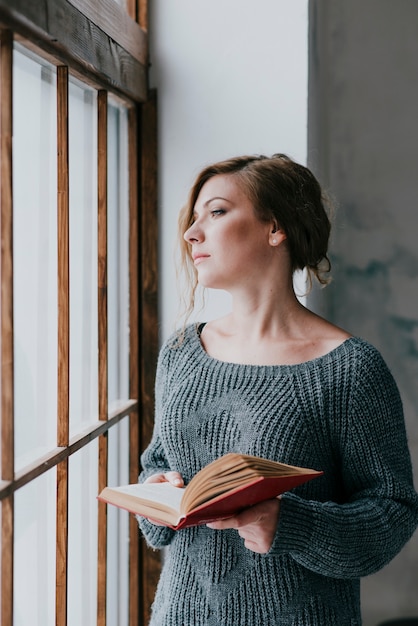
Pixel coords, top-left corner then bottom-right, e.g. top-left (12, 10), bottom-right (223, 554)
top-left (190, 323), bottom-right (361, 371)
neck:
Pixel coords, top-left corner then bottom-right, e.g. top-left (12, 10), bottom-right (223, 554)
top-left (225, 285), bottom-right (310, 340)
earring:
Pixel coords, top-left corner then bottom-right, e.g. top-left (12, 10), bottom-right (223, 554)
top-left (272, 238), bottom-right (277, 245)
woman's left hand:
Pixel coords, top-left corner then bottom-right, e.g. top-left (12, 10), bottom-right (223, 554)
top-left (206, 498), bottom-right (280, 554)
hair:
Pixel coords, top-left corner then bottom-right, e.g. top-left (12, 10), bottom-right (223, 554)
top-left (177, 153), bottom-right (333, 321)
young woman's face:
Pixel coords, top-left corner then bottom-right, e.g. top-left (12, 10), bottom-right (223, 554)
top-left (183, 174), bottom-right (279, 291)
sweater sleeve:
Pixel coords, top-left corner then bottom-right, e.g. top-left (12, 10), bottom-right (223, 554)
top-left (136, 342), bottom-right (176, 549)
top-left (269, 344), bottom-right (418, 579)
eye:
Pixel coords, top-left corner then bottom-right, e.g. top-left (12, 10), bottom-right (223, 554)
top-left (211, 208), bottom-right (226, 217)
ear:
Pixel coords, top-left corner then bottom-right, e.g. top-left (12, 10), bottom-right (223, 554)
top-left (269, 224), bottom-right (287, 247)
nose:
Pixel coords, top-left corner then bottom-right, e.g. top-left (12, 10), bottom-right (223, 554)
top-left (183, 221), bottom-right (203, 243)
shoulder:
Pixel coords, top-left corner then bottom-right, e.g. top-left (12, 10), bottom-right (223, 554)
top-left (339, 338), bottom-right (402, 409)
top-left (163, 323), bottom-right (200, 350)
top-left (328, 336), bottom-right (396, 383)
top-left (311, 336), bottom-right (400, 402)
top-left (157, 324), bottom-right (201, 366)
top-left (341, 337), bottom-right (394, 376)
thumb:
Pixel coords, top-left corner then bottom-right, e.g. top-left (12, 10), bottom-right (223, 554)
top-left (163, 471), bottom-right (184, 487)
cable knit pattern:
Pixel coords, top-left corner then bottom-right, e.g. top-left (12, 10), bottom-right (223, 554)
top-left (138, 324), bottom-right (418, 626)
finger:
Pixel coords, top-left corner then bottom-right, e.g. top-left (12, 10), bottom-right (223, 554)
top-left (206, 516), bottom-right (238, 530)
top-left (206, 506), bottom-right (262, 530)
top-left (233, 506), bottom-right (261, 526)
top-left (163, 471), bottom-right (184, 487)
top-left (235, 498), bottom-right (281, 527)
top-left (242, 538), bottom-right (268, 554)
top-left (144, 471), bottom-right (184, 486)
top-left (144, 473), bottom-right (167, 484)
top-left (209, 507), bottom-right (261, 530)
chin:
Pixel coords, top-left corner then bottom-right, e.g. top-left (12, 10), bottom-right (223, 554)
top-left (196, 270), bottom-right (229, 291)
top-left (198, 280), bottom-right (227, 291)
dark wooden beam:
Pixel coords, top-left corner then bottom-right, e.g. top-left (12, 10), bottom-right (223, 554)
top-left (68, 0), bottom-right (147, 65)
top-left (0, 0), bottom-right (147, 102)
top-left (0, 28), bottom-right (14, 626)
top-left (139, 88), bottom-right (160, 626)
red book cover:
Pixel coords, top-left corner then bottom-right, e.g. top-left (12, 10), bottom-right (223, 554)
top-left (98, 466), bottom-right (323, 529)
top-left (172, 472), bottom-right (321, 529)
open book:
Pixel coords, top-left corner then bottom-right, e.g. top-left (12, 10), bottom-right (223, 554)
top-left (98, 453), bottom-right (322, 530)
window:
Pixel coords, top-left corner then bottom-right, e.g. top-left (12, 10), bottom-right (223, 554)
top-left (0, 1), bottom-right (158, 624)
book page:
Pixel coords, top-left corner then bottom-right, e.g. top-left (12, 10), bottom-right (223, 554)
top-left (112, 482), bottom-right (185, 513)
top-left (183, 453), bottom-right (319, 512)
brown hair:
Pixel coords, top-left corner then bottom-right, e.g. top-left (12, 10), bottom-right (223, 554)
top-left (178, 153), bottom-right (332, 318)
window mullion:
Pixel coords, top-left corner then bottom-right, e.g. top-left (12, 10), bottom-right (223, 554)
top-left (0, 27), bottom-right (15, 626)
top-left (138, 0), bottom-right (148, 31)
top-left (138, 88), bottom-right (160, 626)
top-left (56, 64), bottom-right (70, 626)
top-left (127, 105), bottom-right (140, 626)
top-left (97, 89), bottom-right (108, 626)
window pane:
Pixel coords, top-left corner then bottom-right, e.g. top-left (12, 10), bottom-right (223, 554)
top-left (68, 441), bottom-right (98, 625)
top-left (106, 100), bottom-right (131, 624)
top-left (13, 46), bottom-right (58, 471)
top-left (107, 100), bottom-right (130, 408)
top-left (107, 100), bottom-right (130, 623)
top-left (69, 78), bottom-right (98, 435)
top-left (14, 470), bottom-right (57, 625)
top-left (107, 418), bottom-right (130, 624)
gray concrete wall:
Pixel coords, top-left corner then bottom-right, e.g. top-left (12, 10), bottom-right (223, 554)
top-left (308, 1), bottom-right (418, 623)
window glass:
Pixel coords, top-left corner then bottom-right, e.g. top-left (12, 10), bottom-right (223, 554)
top-left (68, 78), bottom-right (98, 435)
top-left (107, 100), bottom-right (130, 409)
top-left (107, 100), bottom-right (131, 623)
top-left (13, 46), bottom-right (58, 471)
top-left (68, 441), bottom-right (98, 625)
top-left (107, 418), bottom-right (130, 624)
top-left (14, 470), bottom-right (57, 625)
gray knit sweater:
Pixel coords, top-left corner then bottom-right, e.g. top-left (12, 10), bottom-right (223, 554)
top-left (138, 324), bottom-right (418, 626)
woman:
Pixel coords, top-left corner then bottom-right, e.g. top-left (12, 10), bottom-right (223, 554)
top-left (138, 154), bottom-right (418, 625)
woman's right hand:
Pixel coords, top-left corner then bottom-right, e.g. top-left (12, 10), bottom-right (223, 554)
top-left (144, 471), bottom-right (184, 487)
top-left (143, 471), bottom-right (184, 526)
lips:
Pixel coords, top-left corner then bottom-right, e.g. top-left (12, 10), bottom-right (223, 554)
top-left (192, 253), bottom-right (210, 265)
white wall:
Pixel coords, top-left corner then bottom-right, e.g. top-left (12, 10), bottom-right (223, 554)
top-left (148, 0), bottom-right (308, 342)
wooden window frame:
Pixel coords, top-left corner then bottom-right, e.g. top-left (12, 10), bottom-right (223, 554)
top-left (0, 1), bottom-right (159, 624)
